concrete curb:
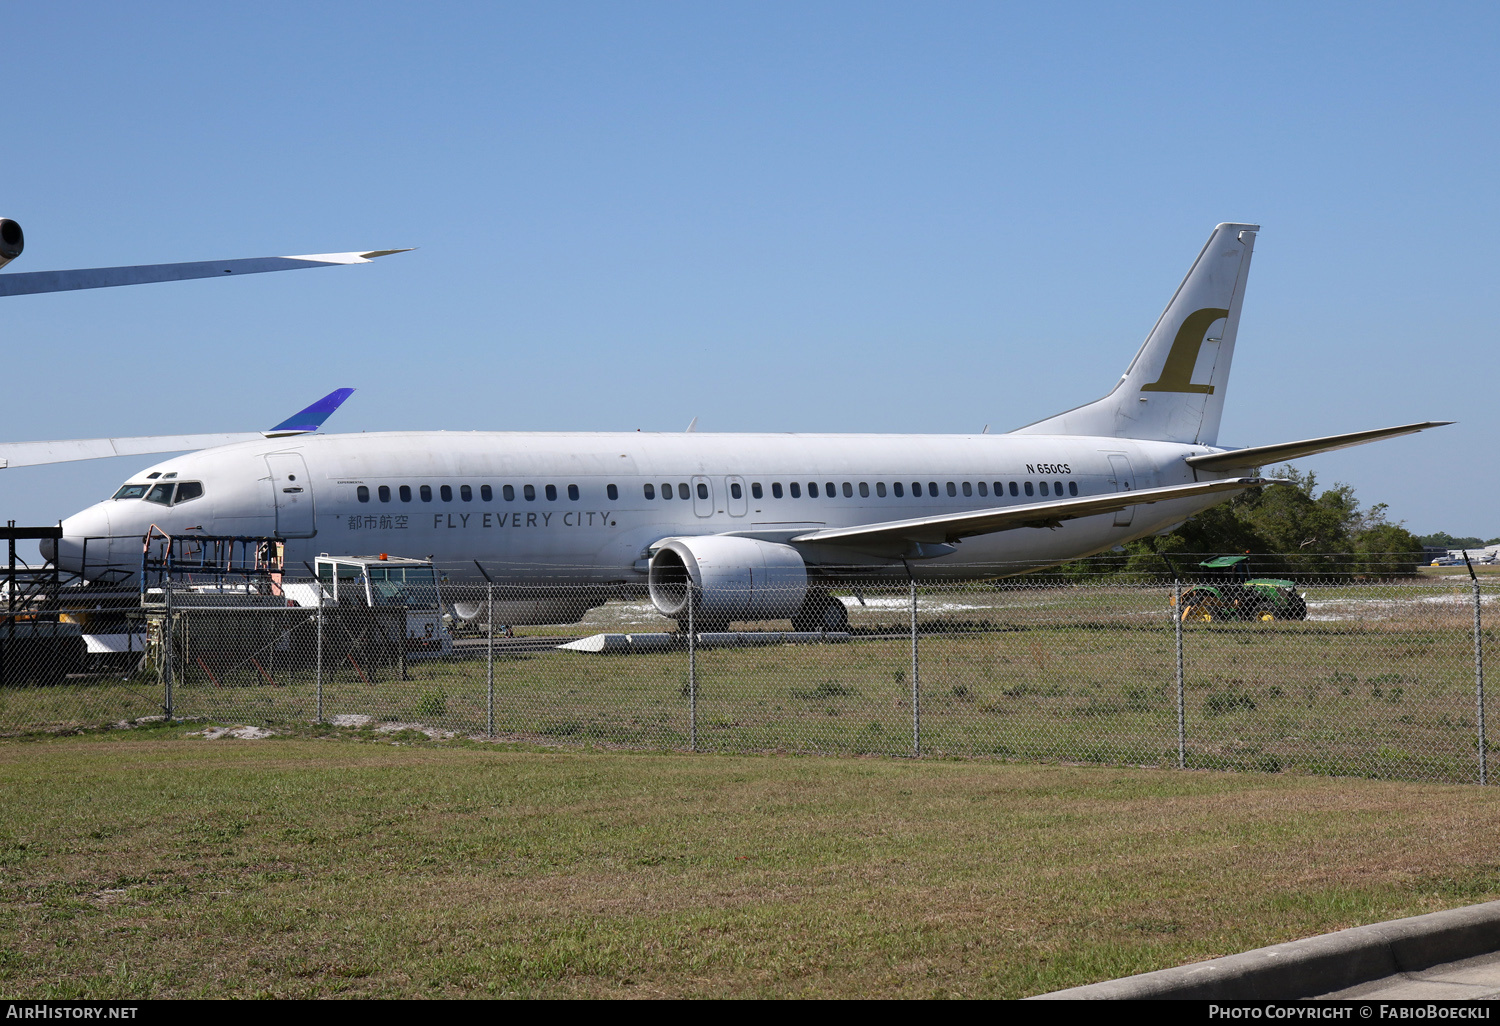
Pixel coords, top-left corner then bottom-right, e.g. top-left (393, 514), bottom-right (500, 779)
top-left (1030, 900), bottom-right (1500, 1000)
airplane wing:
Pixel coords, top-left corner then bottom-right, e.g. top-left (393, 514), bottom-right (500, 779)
top-left (0, 388), bottom-right (354, 469)
top-left (0, 249), bottom-right (409, 298)
top-left (1183, 422), bottom-right (1452, 473)
top-left (788, 477), bottom-right (1270, 555)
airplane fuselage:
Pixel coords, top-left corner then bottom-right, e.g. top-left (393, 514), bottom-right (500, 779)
top-left (54, 430), bottom-right (1232, 586)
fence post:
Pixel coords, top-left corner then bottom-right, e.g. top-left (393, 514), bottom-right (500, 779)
top-left (1174, 578), bottom-right (1185, 770)
top-left (162, 582), bottom-right (174, 720)
top-left (688, 582), bottom-right (697, 751)
top-left (486, 581), bottom-right (495, 738)
top-left (911, 577), bottom-right (920, 757)
top-left (1475, 573), bottom-right (1486, 785)
top-left (315, 588), bottom-right (324, 724)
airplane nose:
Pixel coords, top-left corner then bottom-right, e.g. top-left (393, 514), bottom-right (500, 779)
top-left (54, 504), bottom-right (113, 577)
top-left (38, 535), bottom-right (56, 563)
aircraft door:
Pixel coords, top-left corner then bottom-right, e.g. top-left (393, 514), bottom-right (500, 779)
top-left (1107, 454), bottom-right (1136, 527)
top-left (725, 476), bottom-right (748, 517)
top-left (265, 452), bottom-right (316, 538)
top-left (691, 475), bottom-right (714, 518)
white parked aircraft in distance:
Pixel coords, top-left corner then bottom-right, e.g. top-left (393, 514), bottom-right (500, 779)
top-left (45, 223), bottom-right (1449, 629)
top-left (0, 215), bottom-right (403, 469)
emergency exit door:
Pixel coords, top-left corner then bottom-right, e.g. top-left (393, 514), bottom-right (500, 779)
top-left (265, 452), bottom-right (316, 538)
top-left (1107, 454), bottom-right (1136, 527)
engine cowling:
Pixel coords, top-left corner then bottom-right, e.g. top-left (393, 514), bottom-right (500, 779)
top-left (0, 218), bottom-right (23, 270)
top-left (648, 536), bottom-right (808, 623)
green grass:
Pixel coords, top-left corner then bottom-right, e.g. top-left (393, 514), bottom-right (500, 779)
top-left (5, 731), bottom-right (1500, 998)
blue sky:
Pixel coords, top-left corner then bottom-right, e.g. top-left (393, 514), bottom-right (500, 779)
top-left (1, 2), bottom-right (1495, 536)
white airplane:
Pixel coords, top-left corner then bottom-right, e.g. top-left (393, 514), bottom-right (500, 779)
top-left (0, 215), bottom-right (403, 470)
top-left (44, 223), bottom-right (1448, 629)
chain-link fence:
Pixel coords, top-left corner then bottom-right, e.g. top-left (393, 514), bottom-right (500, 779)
top-left (3, 563), bottom-right (1495, 784)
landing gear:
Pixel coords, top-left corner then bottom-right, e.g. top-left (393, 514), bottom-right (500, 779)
top-left (792, 591), bottom-right (849, 632)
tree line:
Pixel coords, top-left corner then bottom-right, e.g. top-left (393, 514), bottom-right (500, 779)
top-left (1027, 466), bottom-right (1430, 581)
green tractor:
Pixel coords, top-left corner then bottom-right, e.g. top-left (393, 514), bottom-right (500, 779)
top-left (1175, 555), bottom-right (1308, 623)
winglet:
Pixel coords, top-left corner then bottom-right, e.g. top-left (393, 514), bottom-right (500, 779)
top-left (264, 388), bottom-right (356, 437)
top-left (284, 249), bottom-right (416, 264)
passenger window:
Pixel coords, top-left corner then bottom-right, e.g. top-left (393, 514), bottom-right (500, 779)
top-left (679, 483), bottom-right (691, 500)
top-left (859, 482), bottom-right (869, 498)
top-left (842, 482), bottom-right (853, 498)
top-left (977, 482), bottom-right (987, 497)
top-left (644, 483), bottom-right (656, 500)
top-left (1024, 482), bottom-right (1034, 496)
top-left (875, 482), bottom-right (886, 497)
top-left (751, 483), bottom-right (763, 499)
top-left (481, 485), bottom-right (493, 502)
top-left (962, 482), bottom-right (972, 497)
top-left (994, 482), bottom-right (1004, 495)
top-left (357, 486), bottom-right (370, 503)
top-left (1009, 482), bottom-right (1019, 497)
top-left (545, 484), bottom-right (557, 501)
top-left (771, 482), bottom-right (783, 498)
top-left (419, 485), bottom-right (431, 501)
top-left (946, 482), bottom-right (957, 497)
top-left (912, 482), bottom-right (922, 497)
top-left (894, 482), bottom-right (904, 497)
top-left (175, 482), bottom-right (204, 504)
top-left (379, 485), bottom-right (391, 503)
top-left (1039, 481), bottom-right (1049, 496)
top-left (730, 482), bottom-right (742, 499)
top-left (440, 485), bottom-right (452, 502)
top-left (1055, 481), bottom-right (1064, 495)
top-left (568, 484), bottom-right (580, 501)
top-left (696, 482), bottom-right (708, 500)
top-left (524, 485), bottom-right (536, 501)
top-left (400, 485), bottom-right (413, 502)
top-left (809, 482), bottom-right (819, 498)
top-left (503, 485), bottom-right (515, 501)
top-left (1069, 481), bottom-right (1078, 496)
top-left (607, 484), bottom-right (619, 500)
top-left (662, 483), bottom-right (672, 499)
top-left (460, 485), bottom-right (472, 502)
top-left (790, 482), bottom-right (801, 498)
top-left (928, 482), bottom-right (939, 497)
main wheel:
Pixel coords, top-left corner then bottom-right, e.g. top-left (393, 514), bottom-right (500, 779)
top-left (792, 591), bottom-right (849, 632)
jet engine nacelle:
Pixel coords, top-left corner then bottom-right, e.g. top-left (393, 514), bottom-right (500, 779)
top-left (0, 218), bottom-right (23, 270)
top-left (648, 536), bottom-right (809, 623)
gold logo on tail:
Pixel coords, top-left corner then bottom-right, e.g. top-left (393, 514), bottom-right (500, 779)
top-left (1140, 307), bottom-right (1229, 394)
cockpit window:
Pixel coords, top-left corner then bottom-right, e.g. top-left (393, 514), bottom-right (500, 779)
top-left (112, 483), bottom-right (150, 500)
top-left (145, 484), bottom-right (174, 505)
top-left (174, 482), bottom-right (204, 504)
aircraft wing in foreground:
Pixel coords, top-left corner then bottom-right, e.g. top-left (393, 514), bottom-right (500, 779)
top-left (0, 249), bottom-right (410, 298)
top-left (0, 388), bottom-right (355, 470)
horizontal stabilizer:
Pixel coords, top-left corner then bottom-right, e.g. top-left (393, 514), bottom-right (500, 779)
top-left (0, 249), bottom-right (408, 298)
top-left (791, 477), bottom-right (1270, 554)
top-left (1183, 421), bottom-right (1453, 472)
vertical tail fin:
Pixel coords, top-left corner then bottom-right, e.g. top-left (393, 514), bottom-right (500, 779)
top-left (1014, 222), bottom-right (1258, 444)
